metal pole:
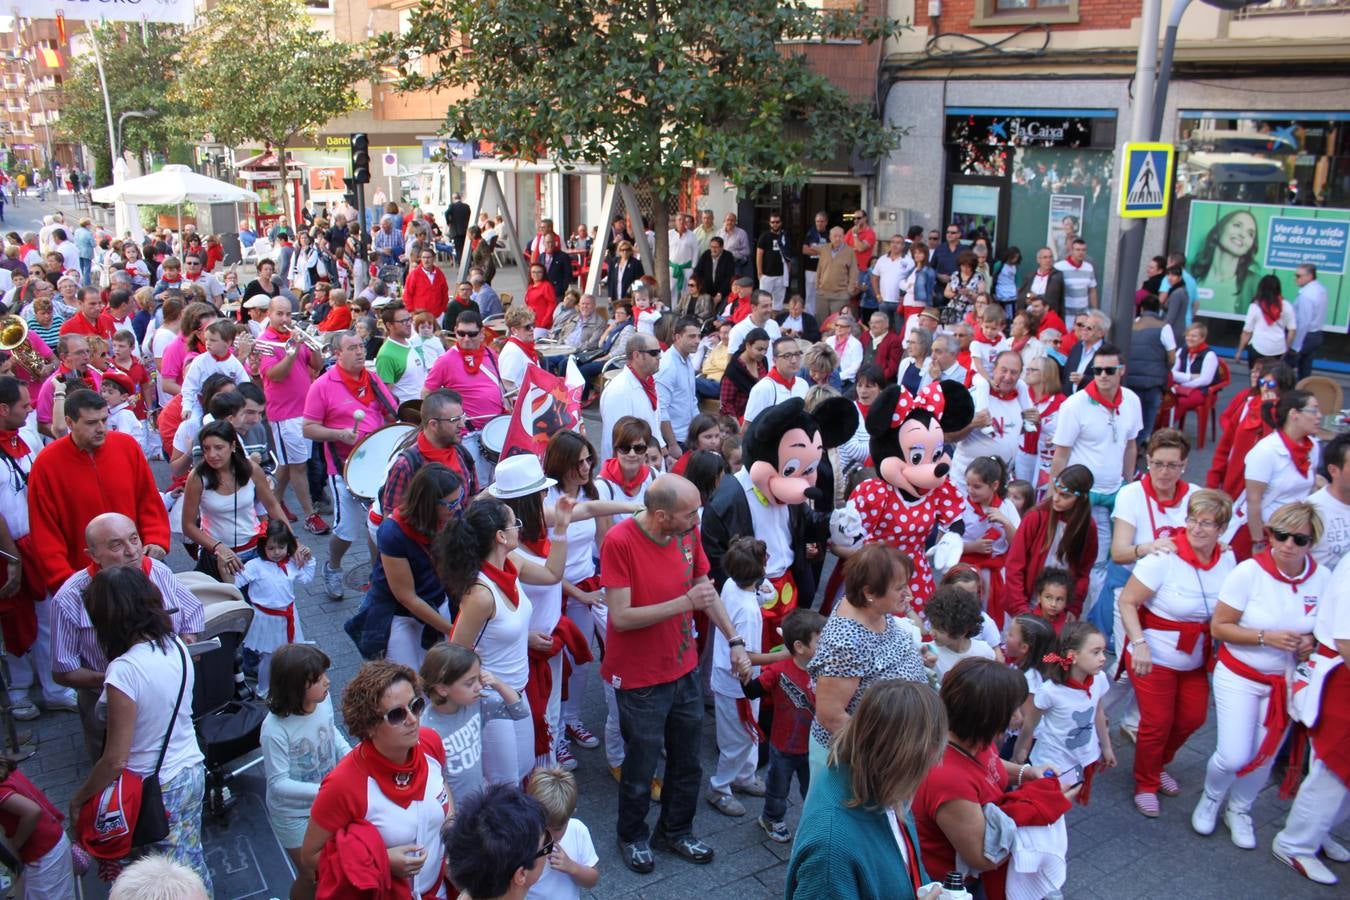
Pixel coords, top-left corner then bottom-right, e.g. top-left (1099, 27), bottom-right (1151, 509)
top-left (85, 25), bottom-right (119, 179)
top-left (1110, 0), bottom-right (1164, 361)
top-left (1151, 0), bottom-right (1195, 141)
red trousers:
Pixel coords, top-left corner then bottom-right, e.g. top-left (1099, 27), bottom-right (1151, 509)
top-left (1132, 662), bottom-right (1210, 793)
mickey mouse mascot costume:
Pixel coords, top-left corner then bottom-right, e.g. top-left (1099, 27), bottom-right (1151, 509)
top-left (703, 396), bottom-right (858, 649)
top-left (848, 380), bottom-right (975, 613)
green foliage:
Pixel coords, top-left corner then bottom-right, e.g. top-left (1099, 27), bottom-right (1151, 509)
top-left (176, 0), bottom-right (363, 166)
top-left (383, 0), bottom-right (905, 298)
top-left (58, 23), bottom-right (189, 188)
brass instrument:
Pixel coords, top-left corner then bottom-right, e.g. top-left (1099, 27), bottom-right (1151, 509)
top-left (0, 316), bottom-right (45, 379)
top-left (237, 327), bottom-right (330, 359)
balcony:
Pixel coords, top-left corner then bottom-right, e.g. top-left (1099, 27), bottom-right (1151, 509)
top-left (1235, 0), bottom-right (1350, 14)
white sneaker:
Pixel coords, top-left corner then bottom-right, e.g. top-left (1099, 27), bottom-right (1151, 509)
top-left (1224, 808), bottom-right (1257, 850)
top-left (1192, 793), bottom-right (1221, 836)
top-left (1322, 836), bottom-right (1350, 864)
top-left (1274, 842), bottom-right (1339, 885)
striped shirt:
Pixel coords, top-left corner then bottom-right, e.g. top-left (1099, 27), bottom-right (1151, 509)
top-left (51, 558), bottom-right (205, 675)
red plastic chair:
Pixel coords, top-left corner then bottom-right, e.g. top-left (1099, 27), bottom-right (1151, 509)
top-left (1174, 358), bottom-right (1229, 449)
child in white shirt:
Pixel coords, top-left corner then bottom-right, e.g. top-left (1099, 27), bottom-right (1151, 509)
top-left (234, 523), bottom-right (315, 696)
top-left (179, 319), bottom-right (251, 419)
top-left (925, 584), bottom-right (996, 683)
top-left (526, 767), bottom-right (600, 899)
top-left (708, 537), bottom-right (786, 815)
top-left (99, 372), bottom-right (154, 458)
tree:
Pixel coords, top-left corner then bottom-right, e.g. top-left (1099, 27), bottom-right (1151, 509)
top-left (176, 0), bottom-right (364, 218)
top-left (386, 0), bottom-right (904, 301)
top-left (59, 23), bottom-right (189, 187)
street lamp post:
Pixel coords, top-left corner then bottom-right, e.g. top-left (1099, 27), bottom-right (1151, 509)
top-left (116, 109), bottom-right (156, 172)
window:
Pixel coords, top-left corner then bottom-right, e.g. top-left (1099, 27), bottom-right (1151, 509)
top-left (1235, 0), bottom-right (1350, 16)
top-left (972, 0), bottom-right (1079, 25)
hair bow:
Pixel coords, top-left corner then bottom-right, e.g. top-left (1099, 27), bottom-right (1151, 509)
top-left (889, 382), bottom-right (946, 428)
top-left (1041, 652), bottom-right (1074, 671)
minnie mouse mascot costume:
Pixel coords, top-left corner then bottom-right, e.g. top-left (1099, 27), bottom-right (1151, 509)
top-left (848, 380), bottom-right (975, 613)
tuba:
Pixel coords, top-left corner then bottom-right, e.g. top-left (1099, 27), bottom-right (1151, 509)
top-left (0, 316), bottom-right (44, 379)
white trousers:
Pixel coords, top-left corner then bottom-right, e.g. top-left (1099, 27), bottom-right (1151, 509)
top-left (760, 274), bottom-right (788, 311)
top-left (386, 604), bottom-right (449, 672)
top-left (1203, 661), bottom-right (1286, 813)
top-left (710, 692), bottom-right (759, 795)
top-left (16, 832), bottom-right (76, 899)
top-left (7, 597), bottom-right (74, 705)
top-left (561, 596), bottom-right (597, 729)
top-left (481, 687), bottom-right (534, 785)
top-left (1274, 755), bottom-right (1350, 857)
top-left (804, 270), bottom-right (818, 312)
top-left (604, 682), bottom-right (624, 769)
top-left (1014, 449), bottom-right (1038, 487)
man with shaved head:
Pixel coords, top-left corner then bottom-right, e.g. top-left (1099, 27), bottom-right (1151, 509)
top-left (600, 474), bottom-right (751, 875)
top-left (49, 512), bottom-right (204, 759)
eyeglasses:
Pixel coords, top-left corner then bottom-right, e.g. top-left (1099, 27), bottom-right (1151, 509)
top-left (456, 330), bottom-right (481, 338)
top-left (381, 695), bottom-right (427, 727)
top-left (1298, 406), bottom-right (1322, 416)
top-left (1148, 459), bottom-right (1185, 471)
top-left (427, 414), bottom-right (465, 426)
top-left (535, 836), bottom-right (556, 860)
top-left (638, 348), bottom-right (662, 358)
top-left (1090, 366), bottom-right (1120, 376)
top-left (1269, 528), bottom-right (1313, 547)
top-left (1185, 516), bottom-right (1222, 531)
top-left (394, 317), bottom-right (413, 325)
top-left (778, 351), bottom-right (803, 359)
top-left (617, 443), bottom-right (648, 456)
top-left (1257, 377), bottom-right (1279, 389)
top-left (503, 517), bottom-right (524, 532)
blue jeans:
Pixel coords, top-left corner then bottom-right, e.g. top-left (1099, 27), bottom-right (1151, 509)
top-left (696, 376), bottom-right (720, 400)
top-left (1134, 385), bottom-right (1163, 448)
top-left (79, 258), bottom-right (92, 286)
top-left (763, 745), bottom-right (810, 823)
top-left (614, 670), bottom-right (704, 843)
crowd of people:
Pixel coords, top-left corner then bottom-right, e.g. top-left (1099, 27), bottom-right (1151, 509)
top-left (0, 202), bottom-right (1344, 900)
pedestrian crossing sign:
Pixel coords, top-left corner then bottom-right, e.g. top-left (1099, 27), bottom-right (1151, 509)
top-left (1118, 142), bottom-right (1175, 219)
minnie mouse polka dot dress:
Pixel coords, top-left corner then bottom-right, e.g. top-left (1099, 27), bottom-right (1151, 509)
top-left (849, 476), bottom-right (966, 612)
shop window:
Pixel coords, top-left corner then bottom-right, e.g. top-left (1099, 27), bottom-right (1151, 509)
top-left (1234, 0), bottom-right (1350, 16)
top-left (971, 0), bottom-right (1079, 26)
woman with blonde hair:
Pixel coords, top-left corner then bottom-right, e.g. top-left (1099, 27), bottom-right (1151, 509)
top-left (787, 680), bottom-right (947, 900)
top-left (1016, 354), bottom-right (1064, 494)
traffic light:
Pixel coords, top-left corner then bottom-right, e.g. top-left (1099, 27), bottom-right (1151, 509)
top-left (342, 176), bottom-right (359, 210)
top-left (351, 133), bottom-right (371, 184)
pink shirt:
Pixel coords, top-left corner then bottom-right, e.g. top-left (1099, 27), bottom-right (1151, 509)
top-left (423, 346), bottom-right (506, 422)
top-left (36, 366), bottom-right (104, 425)
top-left (159, 336), bottom-right (199, 385)
top-left (256, 327), bottom-right (315, 420)
top-left (302, 367), bottom-right (396, 474)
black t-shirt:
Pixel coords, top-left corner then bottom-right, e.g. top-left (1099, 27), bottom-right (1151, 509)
top-left (243, 278), bottom-right (280, 301)
top-left (757, 229), bottom-right (792, 277)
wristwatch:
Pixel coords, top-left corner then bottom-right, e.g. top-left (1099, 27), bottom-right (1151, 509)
top-left (728, 637), bottom-right (746, 649)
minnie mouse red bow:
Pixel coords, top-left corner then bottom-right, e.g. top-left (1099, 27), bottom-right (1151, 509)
top-left (890, 382), bottom-right (947, 428)
top-left (1042, 652), bottom-right (1074, 671)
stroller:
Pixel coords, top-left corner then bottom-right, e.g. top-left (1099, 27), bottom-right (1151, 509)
top-left (179, 573), bottom-right (269, 822)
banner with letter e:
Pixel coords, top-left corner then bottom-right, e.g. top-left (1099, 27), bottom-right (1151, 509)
top-left (11, 0), bottom-right (195, 25)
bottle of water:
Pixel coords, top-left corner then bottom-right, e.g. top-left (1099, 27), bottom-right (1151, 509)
top-left (942, 872), bottom-right (972, 900)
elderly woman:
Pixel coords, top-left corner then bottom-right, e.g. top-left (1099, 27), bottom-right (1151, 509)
top-left (788, 681), bottom-right (947, 900)
top-left (829, 313), bottom-right (864, 388)
top-left (914, 658), bottom-right (1068, 899)
top-left (809, 544), bottom-right (929, 772)
top-left (1170, 321), bottom-right (1219, 420)
top-left (802, 341), bottom-right (839, 390)
top-left (1119, 490), bottom-right (1236, 818)
top-left (24, 295), bottom-right (63, 350)
top-left (69, 568), bottom-right (211, 889)
top-left (302, 660), bottom-right (450, 899)
top-left (1193, 501), bottom-right (1328, 850)
top-left (1017, 356), bottom-right (1064, 492)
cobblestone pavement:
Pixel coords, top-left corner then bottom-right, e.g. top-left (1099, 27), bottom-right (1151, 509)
top-left (4, 196), bottom-right (1346, 897)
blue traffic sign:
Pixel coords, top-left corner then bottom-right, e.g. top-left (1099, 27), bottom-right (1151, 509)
top-left (1119, 143), bottom-right (1175, 219)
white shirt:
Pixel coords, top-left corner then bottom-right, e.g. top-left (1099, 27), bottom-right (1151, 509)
top-left (497, 340), bottom-right (531, 389)
top-left (833, 334), bottom-right (864, 381)
top-left (1131, 549), bottom-right (1236, 670)
top-left (183, 272), bottom-right (226, 304)
top-left (667, 229), bottom-right (699, 267)
top-left (1030, 671), bottom-right (1109, 770)
top-left (713, 579), bottom-right (766, 698)
top-left (872, 253), bottom-right (913, 304)
top-left (1111, 480), bottom-right (1200, 564)
top-left (1242, 430), bottom-right (1319, 521)
top-left (1052, 386), bottom-right (1143, 494)
top-left (743, 373), bottom-right (807, 424)
top-left (727, 315), bottom-right (782, 364)
top-left (1171, 348), bottom-right (1218, 389)
top-left (1313, 553), bottom-right (1350, 649)
top-left (1292, 279), bottom-right (1329, 351)
top-left (56, 239), bottom-right (80, 273)
top-left (1220, 557), bottom-right (1328, 674)
top-left (0, 424), bottom-right (39, 539)
top-left (599, 366), bottom-right (665, 458)
top-left (1242, 300), bottom-right (1296, 357)
top-left (1309, 487), bottom-right (1350, 569)
top-left (527, 817), bottom-right (598, 900)
top-left (960, 497), bottom-right (1021, 556)
top-left (103, 637), bottom-right (205, 781)
top-left (953, 375), bottom-right (1030, 483)
top-left (179, 351), bottom-right (252, 420)
top-left (997, 336), bottom-right (1046, 371)
top-left (732, 468), bottom-right (792, 579)
top-left (656, 348), bottom-right (696, 444)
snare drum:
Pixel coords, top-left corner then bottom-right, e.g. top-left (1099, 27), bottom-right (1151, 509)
top-left (480, 415), bottom-right (512, 464)
top-left (343, 424), bottom-right (417, 502)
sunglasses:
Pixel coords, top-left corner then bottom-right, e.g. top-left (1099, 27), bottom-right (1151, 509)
top-left (1054, 479), bottom-right (1086, 498)
top-left (1090, 366), bottom-right (1120, 376)
top-left (617, 443), bottom-right (648, 455)
top-left (382, 695), bottom-right (427, 727)
top-left (535, 836), bottom-right (556, 860)
top-left (638, 348), bottom-right (662, 358)
top-left (456, 330), bottom-right (481, 338)
top-left (1257, 377), bottom-right (1279, 389)
top-left (438, 494), bottom-right (464, 513)
top-left (1269, 528), bottom-right (1313, 547)
top-left (427, 414), bottom-right (465, 426)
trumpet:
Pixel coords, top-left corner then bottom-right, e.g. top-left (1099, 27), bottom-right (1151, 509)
top-left (0, 315), bottom-right (46, 379)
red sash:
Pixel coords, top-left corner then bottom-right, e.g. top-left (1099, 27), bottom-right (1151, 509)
top-left (253, 602), bottom-right (296, 642)
top-left (1217, 644), bottom-right (1290, 778)
top-left (1117, 607), bottom-right (1213, 679)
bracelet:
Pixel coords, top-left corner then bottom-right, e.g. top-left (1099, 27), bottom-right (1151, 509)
top-left (1135, 544), bottom-right (1142, 560)
top-left (549, 531), bottom-right (569, 541)
top-left (728, 638), bottom-right (746, 649)
top-left (1016, 763), bottom-right (1031, 788)
top-left (1130, 638), bottom-right (1147, 648)
top-left (211, 540), bottom-right (222, 553)
top-left (1258, 630), bottom-right (1265, 647)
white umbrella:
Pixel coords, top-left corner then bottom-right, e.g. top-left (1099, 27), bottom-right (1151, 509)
top-left (93, 164), bottom-right (260, 238)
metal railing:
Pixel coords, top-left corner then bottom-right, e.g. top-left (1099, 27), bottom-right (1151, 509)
top-left (1235, 0), bottom-right (1350, 16)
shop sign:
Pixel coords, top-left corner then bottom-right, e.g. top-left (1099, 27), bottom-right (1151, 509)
top-left (945, 115), bottom-right (1094, 149)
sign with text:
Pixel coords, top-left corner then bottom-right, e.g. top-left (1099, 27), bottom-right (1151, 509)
top-left (1265, 217), bottom-right (1348, 276)
top-left (307, 166), bottom-right (346, 194)
top-left (11, 0), bottom-right (195, 25)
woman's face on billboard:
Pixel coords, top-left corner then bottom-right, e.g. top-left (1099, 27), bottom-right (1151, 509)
top-left (1219, 212), bottom-right (1257, 258)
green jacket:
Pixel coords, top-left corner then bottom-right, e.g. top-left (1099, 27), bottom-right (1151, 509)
top-left (786, 763), bottom-right (931, 900)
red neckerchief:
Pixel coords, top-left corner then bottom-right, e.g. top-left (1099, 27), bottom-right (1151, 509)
top-left (766, 366), bottom-right (797, 391)
top-left (520, 535), bottom-right (551, 559)
top-left (1258, 296), bottom-right (1284, 327)
top-left (1084, 379), bottom-right (1121, 412)
top-left (1010, 334), bottom-right (1030, 353)
top-left (601, 457), bottom-right (649, 497)
top-left (356, 738), bottom-right (428, 810)
top-left (856, 401), bottom-right (870, 420)
top-left (210, 349), bottom-right (231, 362)
top-left (273, 556), bottom-right (289, 575)
top-left (970, 494), bottom-right (1003, 520)
top-left (833, 334), bottom-right (849, 355)
top-left (0, 430), bottom-right (30, 459)
top-left (1189, 341), bottom-right (1210, 356)
top-left (636, 372), bottom-right (658, 410)
top-left (480, 557), bottom-right (520, 606)
top-left (415, 432), bottom-right (462, 479)
top-left (505, 336), bottom-right (539, 364)
top-left (1278, 429), bottom-right (1313, 477)
top-left (1063, 676), bottom-right (1095, 698)
top-left (972, 323), bottom-right (998, 345)
top-left (1063, 257), bottom-right (1084, 270)
top-left (990, 385), bottom-right (1018, 402)
top-left (86, 556), bottom-right (154, 579)
top-left (336, 364), bottom-right (375, 405)
top-left (389, 510), bottom-right (431, 549)
top-left (1141, 473), bottom-right (1188, 512)
top-left (1253, 549), bottom-right (1317, 593)
top-left (1173, 531), bottom-right (1221, 571)
top-left (459, 346), bottom-right (483, 376)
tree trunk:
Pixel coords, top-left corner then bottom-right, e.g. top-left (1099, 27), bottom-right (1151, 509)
top-left (275, 142), bottom-right (293, 227)
top-left (652, 199), bottom-right (671, 306)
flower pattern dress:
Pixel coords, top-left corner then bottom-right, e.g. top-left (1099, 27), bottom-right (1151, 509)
top-left (849, 476), bottom-right (966, 613)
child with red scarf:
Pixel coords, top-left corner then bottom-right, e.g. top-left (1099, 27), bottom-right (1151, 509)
top-left (235, 522), bottom-right (315, 697)
top-left (959, 456), bottom-right (1021, 626)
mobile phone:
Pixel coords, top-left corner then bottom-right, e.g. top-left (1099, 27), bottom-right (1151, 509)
top-left (1057, 765), bottom-right (1084, 790)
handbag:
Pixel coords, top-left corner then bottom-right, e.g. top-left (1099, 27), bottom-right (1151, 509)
top-left (77, 639), bottom-right (189, 858)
